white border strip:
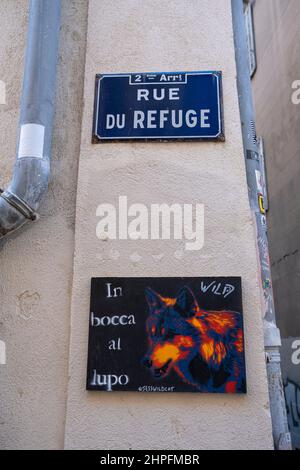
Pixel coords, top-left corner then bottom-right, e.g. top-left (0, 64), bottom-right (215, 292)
top-left (94, 72), bottom-right (222, 140)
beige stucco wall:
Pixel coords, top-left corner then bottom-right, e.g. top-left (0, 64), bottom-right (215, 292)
top-left (0, 0), bottom-right (88, 450)
top-left (64, 0), bottom-right (273, 450)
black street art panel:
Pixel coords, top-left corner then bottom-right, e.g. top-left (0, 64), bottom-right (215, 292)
top-left (86, 277), bottom-right (246, 393)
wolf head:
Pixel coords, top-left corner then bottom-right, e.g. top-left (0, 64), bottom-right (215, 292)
top-left (142, 286), bottom-right (200, 378)
top-left (142, 285), bottom-right (245, 392)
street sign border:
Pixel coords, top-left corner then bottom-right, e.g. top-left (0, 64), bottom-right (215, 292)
top-left (92, 71), bottom-right (225, 143)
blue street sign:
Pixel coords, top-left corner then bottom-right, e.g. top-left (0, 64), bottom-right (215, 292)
top-left (93, 72), bottom-right (224, 142)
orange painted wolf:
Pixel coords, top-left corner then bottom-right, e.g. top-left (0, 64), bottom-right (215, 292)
top-left (143, 286), bottom-right (246, 393)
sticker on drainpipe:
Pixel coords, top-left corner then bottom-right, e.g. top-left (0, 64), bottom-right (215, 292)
top-left (18, 123), bottom-right (45, 159)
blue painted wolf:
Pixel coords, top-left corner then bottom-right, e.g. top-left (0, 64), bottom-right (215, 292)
top-left (143, 286), bottom-right (246, 393)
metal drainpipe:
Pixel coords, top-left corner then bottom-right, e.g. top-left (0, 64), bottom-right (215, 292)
top-left (231, 0), bottom-right (292, 450)
top-left (0, 0), bottom-right (61, 239)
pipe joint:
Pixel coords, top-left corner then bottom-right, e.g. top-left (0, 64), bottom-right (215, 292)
top-left (0, 189), bottom-right (37, 221)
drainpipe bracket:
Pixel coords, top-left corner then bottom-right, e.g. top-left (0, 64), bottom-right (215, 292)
top-left (0, 189), bottom-right (38, 221)
top-left (263, 321), bottom-right (282, 348)
top-left (265, 349), bottom-right (281, 364)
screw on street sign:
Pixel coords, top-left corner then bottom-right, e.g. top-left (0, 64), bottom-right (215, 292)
top-left (92, 72), bottom-right (224, 142)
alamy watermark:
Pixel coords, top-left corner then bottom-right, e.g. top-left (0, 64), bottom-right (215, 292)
top-left (0, 80), bottom-right (6, 105)
top-left (291, 80), bottom-right (300, 104)
top-left (96, 196), bottom-right (204, 251)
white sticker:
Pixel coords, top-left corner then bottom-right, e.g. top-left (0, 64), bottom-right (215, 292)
top-left (255, 169), bottom-right (263, 193)
top-left (18, 123), bottom-right (45, 159)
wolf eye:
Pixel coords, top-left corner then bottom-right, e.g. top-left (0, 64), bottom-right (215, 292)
top-left (151, 325), bottom-right (156, 336)
top-left (161, 327), bottom-right (166, 336)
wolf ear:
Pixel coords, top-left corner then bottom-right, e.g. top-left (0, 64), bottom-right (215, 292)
top-left (174, 286), bottom-right (198, 318)
top-left (145, 287), bottom-right (165, 312)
